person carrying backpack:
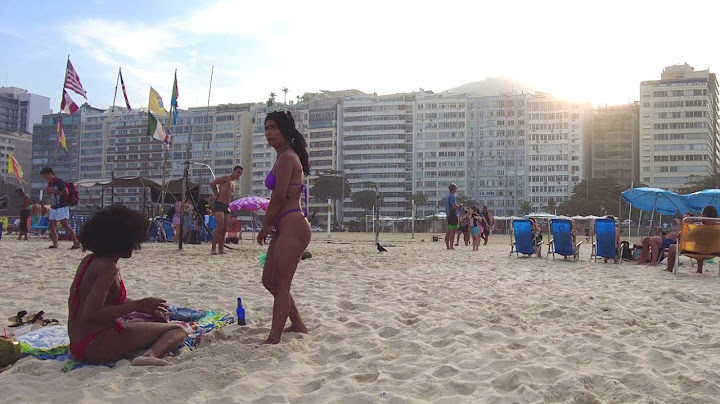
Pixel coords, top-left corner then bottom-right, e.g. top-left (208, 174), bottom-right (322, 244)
top-left (41, 167), bottom-right (80, 249)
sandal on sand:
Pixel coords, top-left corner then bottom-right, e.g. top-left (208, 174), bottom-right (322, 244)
top-left (28, 311), bottom-right (45, 324)
top-left (8, 311), bottom-right (28, 327)
top-left (48, 245), bottom-right (58, 249)
top-left (70, 245), bottom-right (81, 250)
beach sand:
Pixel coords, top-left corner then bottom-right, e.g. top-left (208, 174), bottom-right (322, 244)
top-left (1, 232), bottom-right (720, 403)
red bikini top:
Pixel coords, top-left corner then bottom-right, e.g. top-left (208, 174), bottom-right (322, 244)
top-left (71, 255), bottom-right (127, 319)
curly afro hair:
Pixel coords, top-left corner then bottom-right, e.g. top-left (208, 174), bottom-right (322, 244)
top-left (79, 206), bottom-right (146, 256)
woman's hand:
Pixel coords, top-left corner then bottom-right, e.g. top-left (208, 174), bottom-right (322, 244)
top-left (257, 224), bottom-right (272, 246)
top-left (135, 297), bottom-right (169, 319)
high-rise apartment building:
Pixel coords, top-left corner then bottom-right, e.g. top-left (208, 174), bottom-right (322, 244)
top-left (0, 132), bottom-right (32, 184)
top-left (413, 92), bottom-right (468, 216)
top-left (31, 112), bottom-right (82, 200)
top-left (0, 87), bottom-right (51, 134)
top-left (640, 64), bottom-right (720, 189)
top-left (526, 95), bottom-right (592, 210)
top-left (340, 93), bottom-right (414, 223)
top-left (591, 103), bottom-right (639, 186)
top-left (466, 93), bottom-right (528, 217)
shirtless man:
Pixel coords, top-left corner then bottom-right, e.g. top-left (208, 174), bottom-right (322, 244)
top-left (210, 165), bottom-right (243, 255)
top-left (31, 199), bottom-right (42, 226)
top-left (15, 188), bottom-right (31, 240)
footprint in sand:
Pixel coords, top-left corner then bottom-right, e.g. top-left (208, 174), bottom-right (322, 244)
top-left (352, 372), bottom-right (379, 384)
top-left (432, 365), bottom-right (460, 378)
top-left (378, 326), bottom-right (400, 338)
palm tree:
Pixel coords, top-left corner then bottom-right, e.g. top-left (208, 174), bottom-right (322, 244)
top-left (547, 198), bottom-right (556, 214)
top-left (519, 201), bottom-right (534, 215)
top-left (282, 87), bottom-right (289, 104)
top-left (268, 92), bottom-right (276, 106)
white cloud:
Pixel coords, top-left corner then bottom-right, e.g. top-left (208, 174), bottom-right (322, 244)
top-left (56, 0), bottom-right (720, 107)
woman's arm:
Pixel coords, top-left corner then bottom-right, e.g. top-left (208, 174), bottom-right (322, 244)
top-left (81, 262), bottom-right (139, 324)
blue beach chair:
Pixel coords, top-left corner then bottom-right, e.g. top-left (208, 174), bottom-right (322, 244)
top-left (591, 218), bottom-right (622, 262)
top-left (547, 218), bottom-right (583, 260)
top-left (510, 219), bottom-right (542, 258)
top-left (29, 216), bottom-right (49, 237)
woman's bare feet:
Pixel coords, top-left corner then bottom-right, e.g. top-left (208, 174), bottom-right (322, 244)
top-left (284, 323), bottom-right (308, 334)
top-left (131, 356), bottom-right (170, 366)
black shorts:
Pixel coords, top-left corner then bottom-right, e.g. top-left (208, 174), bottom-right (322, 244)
top-left (19, 209), bottom-right (30, 232)
top-left (213, 201), bottom-right (230, 215)
top-left (483, 228), bottom-right (490, 236)
top-left (459, 225), bottom-right (469, 233)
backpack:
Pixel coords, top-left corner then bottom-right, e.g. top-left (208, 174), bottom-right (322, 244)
top-left (65, 182), bottom-right (79, 206)
top-left (620, 241), bottom-right (633, 260)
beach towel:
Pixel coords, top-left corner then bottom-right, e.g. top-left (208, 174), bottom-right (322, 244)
top-left (15, 310), bottom-right (234, 372)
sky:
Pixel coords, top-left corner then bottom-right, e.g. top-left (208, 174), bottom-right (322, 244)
top-left (2, 0), bottom-right (719, 111)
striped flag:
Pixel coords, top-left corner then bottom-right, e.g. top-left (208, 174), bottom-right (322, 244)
top-left (58, 120), bottom-right (68, 152)
top-left (147, 113), bottom-right (173, 147)
top-left (60, 89), bottom-right (79, 115)
top-left (64, 59), bottom-right (87, 98)
top-left (119, 68), bottom-right (131, 110)
top-left (7, 154), bottom-right (23, 182)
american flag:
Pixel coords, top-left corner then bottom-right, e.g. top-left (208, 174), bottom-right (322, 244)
top-left (119, 68), bottom-right (131, 110)
top-left (64, 59), bottom-right (87, 98)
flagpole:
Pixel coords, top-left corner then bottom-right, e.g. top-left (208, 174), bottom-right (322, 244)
top-left (200, 65), bottom-right (214, 194)
top-left (103, 68), bottom-right (121, 191)
top-left (158, 69), bottom-right (176, 218)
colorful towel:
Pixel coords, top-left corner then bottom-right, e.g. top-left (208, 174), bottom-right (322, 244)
top-left (16, 310), bottom-right (234, 372)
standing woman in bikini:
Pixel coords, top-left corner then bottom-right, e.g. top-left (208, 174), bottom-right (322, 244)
top-left (257, 111), bottom-right (311, 344)
top-left (68, 206), bottom-right (187, 365)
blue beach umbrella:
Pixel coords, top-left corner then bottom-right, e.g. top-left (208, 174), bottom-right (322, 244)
top-left (621, 187), bottom-right (689, 215)
top-left (683, 189), bottom-right (720, 213)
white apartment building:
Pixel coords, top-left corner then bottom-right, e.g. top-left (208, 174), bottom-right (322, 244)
top-left (639, 64), bottom-right (720, 189)
top-left (250, 104), bottom-right (310, 199)
top-left (413, 92), bottom-right (468, 216)
top-left (340, 93), bottom-right (414, 223)
top-left (466, 93), bottom-right (527, 217)
top-left (526, 95), bottom-right (592, 210)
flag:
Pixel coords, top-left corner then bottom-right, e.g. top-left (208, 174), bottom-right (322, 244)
top-left (8, 154), bottom-right (23, 182)
top-left (64, 59), bottom-right (87, 98)
top-left (170, 70), bottom-right (179, 125)
top-left (57, 120), bottom-right (68, 152)
top-left (119, 68), bottom-right (131, 110)
top-left (147, 113), bottom-right (172, 146)
top-left (60, 89), bottom-right (79, 115)
top-left (148, 87), bottom-right (168, 116)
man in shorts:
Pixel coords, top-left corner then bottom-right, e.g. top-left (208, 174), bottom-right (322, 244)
top-left (41, 167), bottom-right (80, 249)
top-left (444, 184), bottom-right (460, 250)
top-left (15, 188), bottom-right (31, 240)
top-left (209, 165), bottom-right (243, 255)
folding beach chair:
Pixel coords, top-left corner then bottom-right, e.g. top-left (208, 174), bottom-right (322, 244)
top-left (509, 219), bottom-right (542, 258)
top-left (547, 218), bottom-right (583, 260)
top-left (591, 218), bottom-right (623, 262)
top-left (674, 216), bottom-right (720, 276)
top-left (29, 216), bottom-right (49, 237)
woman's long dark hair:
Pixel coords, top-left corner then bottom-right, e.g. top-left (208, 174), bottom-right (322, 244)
top-left (266, 111), bottom-right (310, 175)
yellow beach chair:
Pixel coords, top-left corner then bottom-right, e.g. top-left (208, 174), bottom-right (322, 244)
top-left (674, 217), bottom-right (720, 276)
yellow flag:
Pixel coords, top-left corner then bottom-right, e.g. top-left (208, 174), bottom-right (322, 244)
top-left (8, 154), bottom-right (23, 181)
top-left (148, 87), bottom-right (168, 116)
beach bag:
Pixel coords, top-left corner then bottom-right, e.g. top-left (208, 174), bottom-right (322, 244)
top-left (65, 182), bottom-right (79, 206)
top-left (620, 241), bottom-right (633, 260)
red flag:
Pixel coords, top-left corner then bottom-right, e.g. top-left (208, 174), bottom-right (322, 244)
top-left (60, 89), bottom-right (79, 115)
top-left (64, 59), bottom-right (87, 98)
top-left (58, 120), bottom-right (68, 152)
top-left (119, 68), bottom-right (131, 110)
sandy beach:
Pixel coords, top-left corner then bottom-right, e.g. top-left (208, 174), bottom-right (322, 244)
top-left (2, 232), bottom-right (720, 403)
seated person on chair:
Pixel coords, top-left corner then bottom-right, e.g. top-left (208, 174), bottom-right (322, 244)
top-left (68, 206), bottom-right (187, 366)
top-left (530, 218), bottom-right (542, 258)
top-left (602, 215), bottom-right (620, 264)
top-left (637, 213), bottom-right (689, 265)
top-left (666, 206), bottom-right (720, 274)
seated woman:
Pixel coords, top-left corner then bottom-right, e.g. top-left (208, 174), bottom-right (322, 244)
top-left (68, 206), bottom-right (187, 366)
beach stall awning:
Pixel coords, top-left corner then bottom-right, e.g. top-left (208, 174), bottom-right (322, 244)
top-left (524, 213), bottom-right (557, 219)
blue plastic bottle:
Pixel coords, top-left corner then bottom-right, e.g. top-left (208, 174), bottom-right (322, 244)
top-left (236, 297), bottom-right (246, 326)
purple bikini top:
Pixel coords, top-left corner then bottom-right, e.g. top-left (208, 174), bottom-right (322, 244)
top-left (265, 170), bottom-right (309, 216)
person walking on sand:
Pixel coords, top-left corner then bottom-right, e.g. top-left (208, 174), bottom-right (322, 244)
top-left (257, 111), bottom-right (311, 344)
top-left (444, 184), bottom-right (460, 250)
top-left (40, 167), bottom-right (80, 249)
top-left (457, 208), bottom-right (471, 246)
top-left (15, 188), bottom-right (31, 241)
top-left (210, 165), bottom-right (243, 255)
top-left (480, 205), bottom-right (493, 245)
